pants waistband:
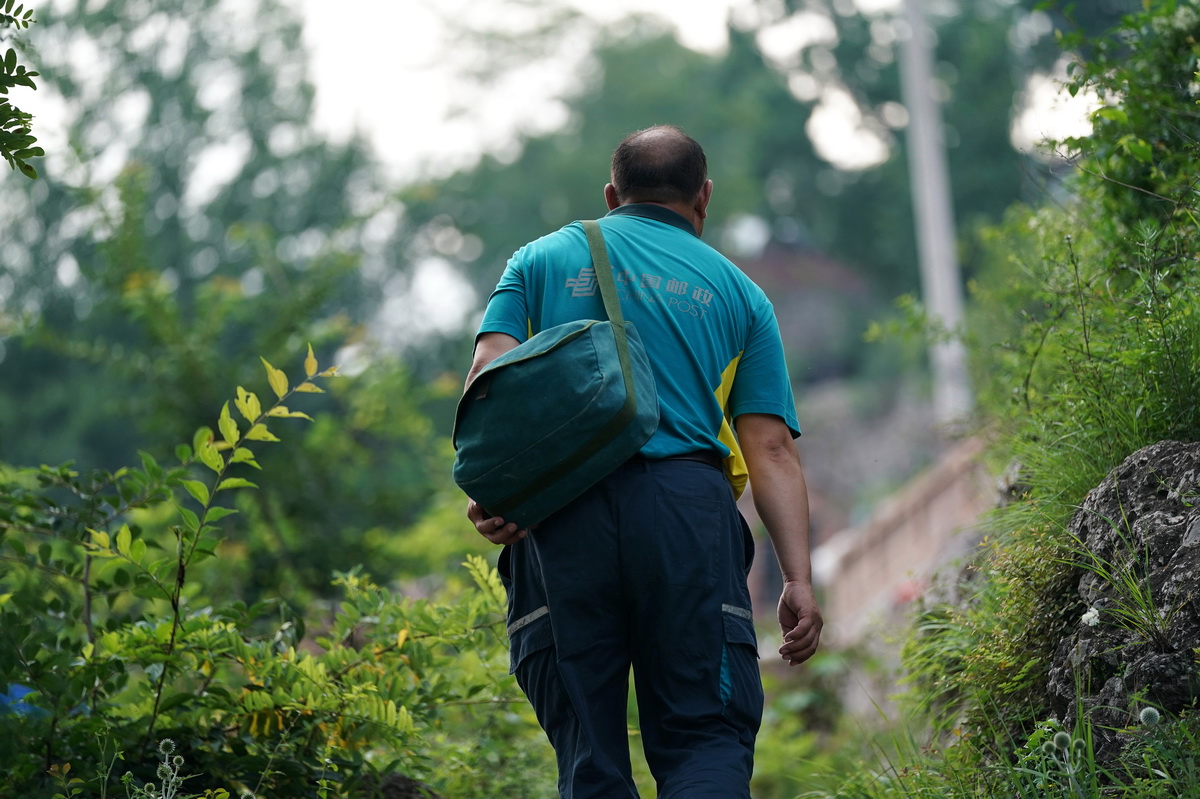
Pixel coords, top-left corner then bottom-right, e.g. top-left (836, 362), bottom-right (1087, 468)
top-left (626, 451), bottom-right (723, 470)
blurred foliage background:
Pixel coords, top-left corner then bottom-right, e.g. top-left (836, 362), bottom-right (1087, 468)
top-left (8, 0), bottom-right (1199, 796)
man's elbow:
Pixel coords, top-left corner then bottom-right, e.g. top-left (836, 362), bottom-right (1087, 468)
top-left (464, 361), bottom-right (488, 391)
top-left (464, 332), bottom-right (521, 391)
top-left (757, 435), bottom-right (800, 467)
top-left (737, 414), bottom-right (800, 466)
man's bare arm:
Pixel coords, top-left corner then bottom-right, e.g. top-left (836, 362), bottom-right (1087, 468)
top-left (465, 331), bottom-right (521, 390)
top-left (735, 412), bottom-right (823, 665)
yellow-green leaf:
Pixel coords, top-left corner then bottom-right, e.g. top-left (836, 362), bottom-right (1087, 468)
top-left (193, 426), bottom-right (214, 453)
top-left (182, 480), bottom-right (210, 506)
top-left (82, 642), bottom-right (94, 660)
top-left (261, 357), bottom-right (288, 399)
top-left (235, 386), bottom-right (262, 423)
top-left (231, 447), bottom-right (261, 469)
top-left (130, 538), bottom-right (147, 563)
top-left (116, 525), bottom-right (132, 557)
top-left (90, 530), bottom-right (111, 549)
top-left (217, 477), bottom-right (258, 491)
top-left (294, 382), bottom-right (324, 393)
top-left (267, 406), bottom-right (314, 420)
top-left (245, 424), bottom-right (280, 442)
top-left (198, 443), bottom-right (224, 473)
top-left (319, 365), bottom-right (339, 377)
top-left (305, 343), bottom-right (318, 377)
top-left (218, 402), bottom-right (239, 446)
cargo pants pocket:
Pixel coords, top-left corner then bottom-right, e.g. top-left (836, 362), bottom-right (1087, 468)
top-left (719, 607), bottom-right (764, 736)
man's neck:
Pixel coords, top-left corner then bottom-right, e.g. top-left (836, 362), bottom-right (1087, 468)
top-left (629, 201), bottom-right (702, 236)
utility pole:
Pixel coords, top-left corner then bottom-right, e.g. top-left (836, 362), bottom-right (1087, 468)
top-left (899, 0), bottom-right (972, 428)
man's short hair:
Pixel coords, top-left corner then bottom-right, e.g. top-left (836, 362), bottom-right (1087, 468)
top-left (610, 125), bottom-right (708, 205)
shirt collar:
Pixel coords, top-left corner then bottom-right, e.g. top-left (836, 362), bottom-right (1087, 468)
top-left (604, 203), bottom-right (699, 238)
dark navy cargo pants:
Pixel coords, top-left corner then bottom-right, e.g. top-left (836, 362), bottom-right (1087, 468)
top-left (498, 457), bottom-right (764, 798)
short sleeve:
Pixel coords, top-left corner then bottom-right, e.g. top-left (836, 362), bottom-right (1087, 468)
top-left (727, 299), bottom-right (801, 437)
top-left (477, 253), bottom-right (532, 344)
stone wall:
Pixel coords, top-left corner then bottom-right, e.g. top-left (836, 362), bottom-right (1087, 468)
top-left (811, 436), bottom-right (994, 648)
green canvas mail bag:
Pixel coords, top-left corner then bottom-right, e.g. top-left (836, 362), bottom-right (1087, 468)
top-left (452, 219), bottom-right (660, 528)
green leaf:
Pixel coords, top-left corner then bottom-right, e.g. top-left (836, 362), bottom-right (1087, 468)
top-left (175, 444), bottom-right (193, 463)
top-left (1094, 106), bottom-right (1128, 125)
top-left (158, 692), bottom-right (192, 713)
top-left (138, 450), bottom-right (163, 481)
top-left (1126, 137), bottom-right (1152, 163)
top-left (132, 582), bottom-right (168, 602)
top-left (177, 506), bottom-right (200, 532)
top-left (89, 529), bottom-right (111, 550)
top-left (192, 543), bottom-right (219, 562)
top-left (218, 401), bottom-right (239, 446)
top-left (130, 538), bottom-right (147, 564)
top-left (182, 480), bottom-right (210, 506)
top-left (261, 357), bottom-right (288, 399)
top-left (205, 506), bottom-right (239, 523)
top-left (217, 477), bottom-right (258, 491)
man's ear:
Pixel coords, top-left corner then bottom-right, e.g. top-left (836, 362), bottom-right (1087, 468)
top-left (695, 179), bottom-right (713, 219)
top-left (604, 183), bottom-right (621, 211)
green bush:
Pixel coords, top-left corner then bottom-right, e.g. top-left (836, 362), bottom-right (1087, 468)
top-left (808, 3), bottom-right (1200, 796)
top-left (916, 0), bottom-right (1199, 722)
top-left (0, 352), bottom-right (553, 797)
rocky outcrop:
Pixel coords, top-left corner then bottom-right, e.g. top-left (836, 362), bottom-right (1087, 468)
top-left (1047, 440), bottom-right (1200, 761)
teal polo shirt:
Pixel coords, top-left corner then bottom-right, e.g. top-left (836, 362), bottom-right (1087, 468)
top-left (477, 203), bottom-right (799, 497)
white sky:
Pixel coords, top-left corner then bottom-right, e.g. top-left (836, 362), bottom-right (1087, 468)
top-left (292, 0), bottom-right (752, 179)
top-left (5, 0), bottom-right (1096, 347)
top-left (14, 0), bottom-right (1089, 184)
top-left (293, 0), bottom-right (1089, 179)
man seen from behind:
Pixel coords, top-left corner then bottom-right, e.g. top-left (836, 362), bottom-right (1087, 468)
top-left (464, 125), bottom-right (822, 798)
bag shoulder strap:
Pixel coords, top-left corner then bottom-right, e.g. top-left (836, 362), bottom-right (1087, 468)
top-left (581, 219), bottom-right (639, 407)
top-left (582, 219), bottom-right (625, 327)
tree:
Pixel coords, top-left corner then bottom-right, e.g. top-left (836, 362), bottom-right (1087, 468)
top-left (900, 0), bottom-right (1200, 776)
top-left (0, 0), bottom-right (385, 467)
top-left (0, 0), bottom-right (40, 178)
top-left (392, 2), bottom-right (1051, 397)
top-left (0, 0), bottom-right (473, 603)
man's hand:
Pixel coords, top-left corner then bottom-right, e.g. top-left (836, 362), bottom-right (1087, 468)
top-left (778, 579), bottom-right (822, 666)
top-left (735, 413), bottom-right (822, 666)
top-left (467, 499), bottom-right (527, 546)
top-left (462, 332), bottom-right (528, 547)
